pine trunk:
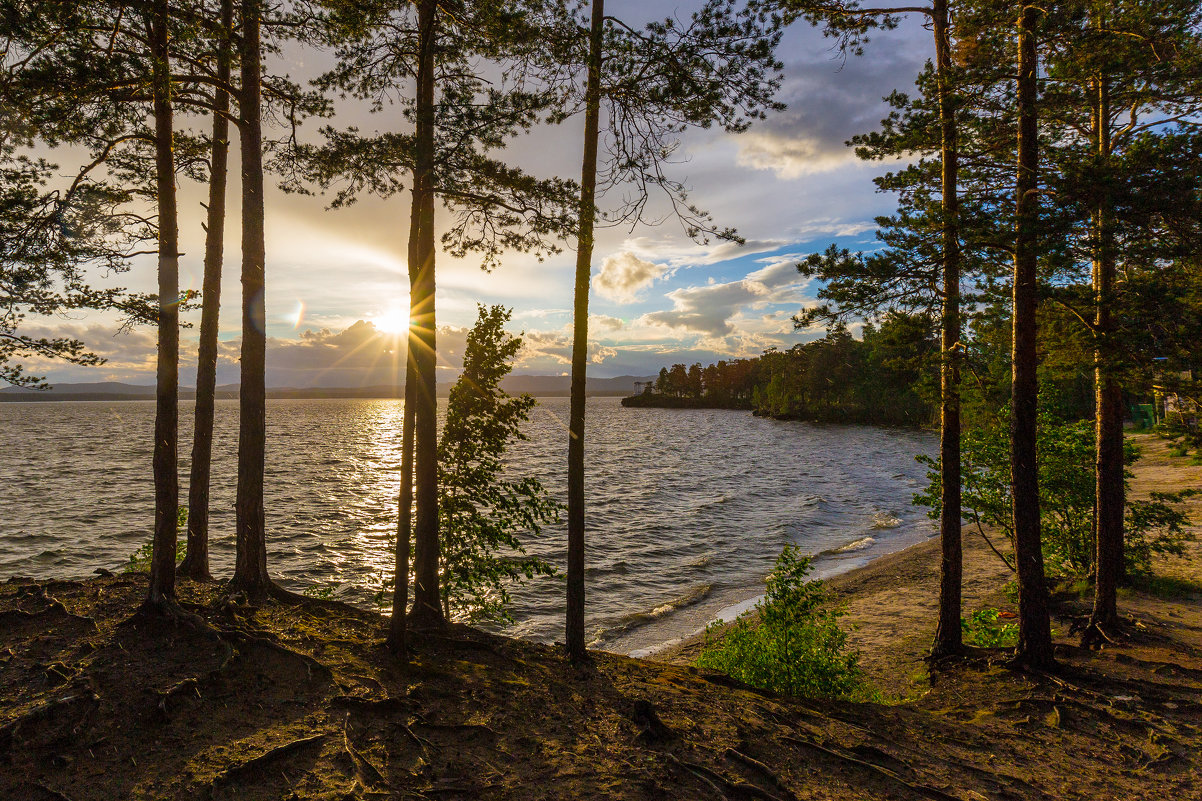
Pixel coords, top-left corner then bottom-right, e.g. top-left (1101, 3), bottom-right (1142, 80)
top-left (180, 0), bottom-right (233, 583)
top-left (147, 0), bottom-right (180, 607)
top-left (1012, 4), bottom-right (1054, 670)
top-left (387, 195), bottom-right (422, 654)
top-left (1088, 65), bottom-right (1124, 639)
top-left (931, 0), bottom-right (963, 659)
top-left (408, 0), bottom-right (443, 628)
top-left (565, 0), bottom-right (604, 663)
top-left (232, 0), bottom-right (271, 596)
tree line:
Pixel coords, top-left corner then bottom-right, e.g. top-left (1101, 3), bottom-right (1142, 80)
top-left (632, 313), bottom-right (938, 425)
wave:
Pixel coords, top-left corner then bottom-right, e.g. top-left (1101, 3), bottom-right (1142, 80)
top-left (588, 583), bottom-right (713, 647)
top-left (870, 511), bottom-right (902, 529)
top-left (824, 536), bottom-right (876, 555)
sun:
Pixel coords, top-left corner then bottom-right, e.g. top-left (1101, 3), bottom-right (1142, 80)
top-left (371, 305), bottom-right (410, 335)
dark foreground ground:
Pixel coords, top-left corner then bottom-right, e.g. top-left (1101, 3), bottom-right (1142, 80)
top-left (2, 564), bottom-right (1201, 801)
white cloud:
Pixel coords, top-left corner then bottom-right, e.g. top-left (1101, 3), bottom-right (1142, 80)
top-left (592, 252), bottom-right (671, 303)
top-left (643, 259), bottom-right (811, 337)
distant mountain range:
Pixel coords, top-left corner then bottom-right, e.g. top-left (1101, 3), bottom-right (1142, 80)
top-left (0, 375), bottom-right (654, 402)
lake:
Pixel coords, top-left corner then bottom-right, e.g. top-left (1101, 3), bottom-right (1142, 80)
top-left (0, 397), bottom-right (937, 654)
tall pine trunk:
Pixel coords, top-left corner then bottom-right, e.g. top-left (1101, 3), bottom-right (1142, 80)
top-left (565, 0), bottom-right (604, 663)
top-left (1087, 62), bottom-right (1124, 640)
top-left (387, 197), bottom-right (422, 654)
top-left (1011, 3), bottom-right (1054, 669)
top-left (408, 0), bottom-right (444, 627)
top-left (146, 0), bottom-right (180, 608)
top-left (180, 0), bottom-right (233, 583)
top-left (232, 0), bottom-right (271, 596)
top-left (931, 0), bottom-right (963, 659)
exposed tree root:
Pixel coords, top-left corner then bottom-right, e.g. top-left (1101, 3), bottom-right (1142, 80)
top-left (126, 594), bottom-right (218, 636)
top-left (1081, 621), bottom-right (1121, 649)
top-left (667, 753), bottom-right (789, 801)
top-left (332, 695), bottom-right (409, 715)
top-left (342, 715), bottom-right (386, 788)
top-left (213, 732), bottom-right (331, 786)
top-left (781, 735), bottom-right (959, 801)
top-left (24, 781), bottom-right (76, 801)
top-left (0, 689), bottom-right (100, 753)
top-left (724, 748), bottom-right (798, 801)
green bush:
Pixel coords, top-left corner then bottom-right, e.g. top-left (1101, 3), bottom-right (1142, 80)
top-left (961, 607), bottom-right (1018, 648)
top-left (695, 546), bottom-right (865, 700)
top-left (916, 410), bottom-right (1194, 579)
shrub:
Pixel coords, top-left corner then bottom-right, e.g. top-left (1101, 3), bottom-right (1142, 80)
top-left (695, 546), bottom-right (865, 700)
top-left (916, 410), bottom-right (1194, 579)
top-left (961, 607), bottom-right (1018, 648)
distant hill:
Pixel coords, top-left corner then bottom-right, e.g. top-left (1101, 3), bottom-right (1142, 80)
top-left (0, 375), bottom-right (654, 402)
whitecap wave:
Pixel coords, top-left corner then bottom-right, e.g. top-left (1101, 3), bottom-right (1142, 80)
top-left (832, 536), bottom-right (876, 554)
top-left (870, 511), bottom-right (902, 529)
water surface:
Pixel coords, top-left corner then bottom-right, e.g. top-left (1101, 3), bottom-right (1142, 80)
top-left (0, 397), bottom-right (937, 652)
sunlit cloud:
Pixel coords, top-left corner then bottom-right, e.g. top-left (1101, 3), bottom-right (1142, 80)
top-left (593, 252), bottom-right (672, 303)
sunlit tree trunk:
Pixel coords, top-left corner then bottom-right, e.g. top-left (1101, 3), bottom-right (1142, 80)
top-left (147, 0), bottom-right (180, 607)
top-left (180, 0), bottom-right (233, 583)
top-left (387, 197), bottom-right (422, 654)
top-left (931, 0), bottom-right (963, 659)
top-left (565, 0), bottom-right (604, 664)
top-left (408, 0), bottom-right (444, 627)
top-left (1087, 51), bottom-right (1124, 640)
top-left (232, 0), bottom-right (271, 596)
top-left (1012, 2), bottom-right (1054, 669)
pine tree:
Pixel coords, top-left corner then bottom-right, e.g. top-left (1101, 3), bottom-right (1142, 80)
top-left (562, 0), bottom-right (784, 662)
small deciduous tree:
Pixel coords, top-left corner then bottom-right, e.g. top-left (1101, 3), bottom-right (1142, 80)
top-left (436, 305), bottom-right (558, 623)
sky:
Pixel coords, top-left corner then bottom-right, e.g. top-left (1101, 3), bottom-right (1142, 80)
top-left (18, 4), bottom-right (934, 388)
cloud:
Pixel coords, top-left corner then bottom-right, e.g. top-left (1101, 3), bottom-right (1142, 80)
top-left (615, 237), bottom-right (793, 269)
top-left (643, 259), bottom-right (810, 337)
top-left (589, 314), bottom-right (625, 332)
top-left (517, 329), bottom-right (618, 368)
top-left (735, 46), bottom-right (927, 179)
top-left (592, 252), bottom-right (671, 303)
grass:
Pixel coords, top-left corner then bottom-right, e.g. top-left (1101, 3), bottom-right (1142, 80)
top-left (1128, 575), bottom-right (1202, 600)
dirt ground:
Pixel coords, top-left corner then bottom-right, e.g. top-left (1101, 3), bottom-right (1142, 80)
top-left (1, 432), bottom-right (1200, 800)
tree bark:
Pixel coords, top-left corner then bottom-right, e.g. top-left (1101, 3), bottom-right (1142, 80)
top-left (231, 0), bottom-right (271, 596)
top-left (387, 193), bottom-right (422, 655)
top-left (180, 0), bottom-right (233, 583)
top-left (931, 0), bottom-right (963, 659)
top-left (1087, 59), bottom-right (1124, 640)
top-left (408, 0), bottom-right (444, 628)
top-left (146, 0), bottom-right (180, 608)
top-left (1011, 3), bottom-right (1054, 670)
top-left (566, 0), bottom-right (604, 664)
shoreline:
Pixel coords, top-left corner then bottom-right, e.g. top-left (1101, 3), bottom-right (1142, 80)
top-left (649, 431), bottom-right (1202, 699)
top-left (612, 525), bottom-right (938, 661)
